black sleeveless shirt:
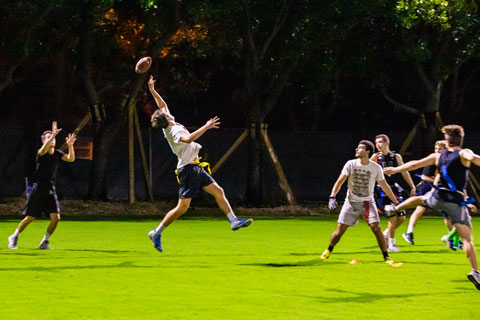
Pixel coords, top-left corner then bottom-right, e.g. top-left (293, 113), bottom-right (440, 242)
top-left (437, 149), bottom-right (469, 192)
top-left (375, 151), bottom-right (402, 186)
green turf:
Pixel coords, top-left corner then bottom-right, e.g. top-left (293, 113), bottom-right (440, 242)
top-left (0, 216), bottom-right (478, 319)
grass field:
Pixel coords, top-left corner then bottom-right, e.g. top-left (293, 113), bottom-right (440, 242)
top-left (0, 215), bottom-right (478, 319)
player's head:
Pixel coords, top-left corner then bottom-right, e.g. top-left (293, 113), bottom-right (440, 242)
top-left (356, 140), bottom-right (375, 158)
top-left (434, 140), bottom-right (447, 153)
top-left (441, 124), bottom-right (464, 147)
top-left (151, 109), bottom-right (174, 129)
top-left (375, 134), bottom-right (390, 153)
top-left (41, 130), bottom-right (55, 146)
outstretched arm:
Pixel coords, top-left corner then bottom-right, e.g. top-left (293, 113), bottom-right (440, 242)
top-left (61, 133), bottom-right (77, 162)
top-left (38, 121), bottom-right (62, 156)
top-left (395, 154), bottom-right (416, 196)
top-left (179, 117), bottom-right (221, 143)
top-left (330, 174), bottom-right (347, 198)
top-left (384, 153), bottom-right (438, 175)
top-left (148, 75), bottom-right (170, 115)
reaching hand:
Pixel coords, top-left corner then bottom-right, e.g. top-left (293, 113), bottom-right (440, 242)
top-left (383, 167), bottom-right (396, 175)
top-left (148, 75), bottom-right (156, 88)
top-left (206, 116), bottom-right (220, 129)
top-left (65, 133), bottom-right (77, 146)
top-left (328, 197), bottom-right (337, 210)
top-left (52, 121), bottom-right (62, 136)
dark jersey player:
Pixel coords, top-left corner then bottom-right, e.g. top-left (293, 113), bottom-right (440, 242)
top-left (8, 121), bottom-right (76, 250)
top-left (371, 134), bottom-right (416, 253)
top-left (384, 124), bottom-right (480, 290)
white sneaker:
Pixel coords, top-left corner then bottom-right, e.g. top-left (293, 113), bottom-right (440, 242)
top-left (39, 240), bottom-right (51, 250)
top-left (468, 270), bottom-right (480, 290)
top-left (8, 234), bottom-right (18, 249)
top-left (384, 205), bottom-right (397, 218)
top-left (387, 245), bottom-right (400, 253)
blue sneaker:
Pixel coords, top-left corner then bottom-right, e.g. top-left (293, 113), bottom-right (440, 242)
top-left (148, 230), bottom-right (163, 252)
top-left (230, 218), bottom-right (253, 231)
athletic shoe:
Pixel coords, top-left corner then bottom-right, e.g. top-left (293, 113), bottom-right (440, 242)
top-left (387, 245), bottom-right (400, 253)
top-left (402, 232), bottom-right (415, 245)
top-left (467, 270), bottom-right (480, 290)
top-left (441, 235), bottom-right (457, 251)
top-left (148, 230), bottom-right (163, 252)
top-left (385, 257), bottom-right (393, 264)
top-left (38, 240), bottom-right (51, 250)
top-left (458, 241), bottom-right (464, 250)
top-left (384, 204), bottom-right (397, 218)
top-left (320, 249), bottom-right (331, 260)
top-left (230, 218), bottom-right (253, 231)
top-left (8, 235), bottom-right (18, 249)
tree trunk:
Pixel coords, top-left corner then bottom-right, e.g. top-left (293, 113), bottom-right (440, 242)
top-left (246, 121), bottom-right (262, 206)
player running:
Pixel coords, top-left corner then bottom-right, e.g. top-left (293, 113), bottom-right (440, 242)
top-left (321, 140), bottom-right (400, 263)
top-left (371, 134), bottom-right (416, 252)
top-left (402, 140), bottom-right (446, 245)
top-left (384, 124), bottom-right (480, 290)
top-left (146, 75), bottom-right (252, 253)
top-left (8, 121), bottom-right (76, 250)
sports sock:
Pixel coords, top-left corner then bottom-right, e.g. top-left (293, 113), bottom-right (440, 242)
top-left (327, 245), bottom-right (334, 252)
top-left (155, 223), bottom-right (165, 235)
top-left (41, 232), bottom-right (51, 242)
top-left (227, 212), bottom-right (237, 223)
top-left (453, 235), bottom-right (461, 247)
top-left (407, 226), bottom-right (414, 233)
top-left (12, 229), bottom-right (20, 237)
top-left (447, 229), bottom-right (457, 239)
top-left (388, 238), bottom-right (396, 247)
top-left (383, 228), bottom-right (389, 236)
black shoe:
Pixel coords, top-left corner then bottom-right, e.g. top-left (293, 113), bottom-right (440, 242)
top-left (402, 232), bottom-right (414, 245)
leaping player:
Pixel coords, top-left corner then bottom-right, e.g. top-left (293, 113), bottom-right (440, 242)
top-left (146, 75), bottom-right (252, 253)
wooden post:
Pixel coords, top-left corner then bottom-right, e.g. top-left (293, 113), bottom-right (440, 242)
top-left (133, 108), bottom-right (154, 202)
top-left (468, 173), bottom-right (480, 203)
top-left (211, 129), bottom-right (248, 175)
top-left (128, 99), bottom-right (135, 203)
top-left (399, 114), bottom-right (424, 155)
top-left (260, 124), bottom-right (296, 205)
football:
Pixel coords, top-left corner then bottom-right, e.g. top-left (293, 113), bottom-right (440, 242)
top-left (135, 56), bottom-right (152, 74)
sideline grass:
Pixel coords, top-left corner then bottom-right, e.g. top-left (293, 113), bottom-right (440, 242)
top-left (0, 217), bottom-right (478, 319)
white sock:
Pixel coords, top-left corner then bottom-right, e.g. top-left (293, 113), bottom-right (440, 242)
top-left (383, 228), bottom-right (389, 236)
top-left (388, 238), bottom-right (396, 247)
top-left (227, 212), bottom-right (237, 223)
top-left (12, 229), bottom-right (20, 237)
top-left (41, 232), bottom-right (51, 242)
top-left (407, 226), bottom-right (414, 233)
top-left (155, 223), bottom-right (165, 235)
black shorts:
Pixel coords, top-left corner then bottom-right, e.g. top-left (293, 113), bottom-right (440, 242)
top-left (177, 164), bottom-right (216, 199)
top-left (22, 183), bottom-right (60, 218)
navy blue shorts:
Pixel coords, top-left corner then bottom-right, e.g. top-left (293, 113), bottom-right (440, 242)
top-left (22, 183), bottom-right (60, 218)
top-left (177, 164), bottom-right (216, 199)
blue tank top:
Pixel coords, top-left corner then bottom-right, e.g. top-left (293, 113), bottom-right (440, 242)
top-left (437, 149), bottom-right (469, 192)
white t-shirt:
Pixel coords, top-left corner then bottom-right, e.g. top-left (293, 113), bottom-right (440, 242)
top-left (341, 159), bottom-right (385, 202)
top-left (163, 123), bottom-right (202, 168)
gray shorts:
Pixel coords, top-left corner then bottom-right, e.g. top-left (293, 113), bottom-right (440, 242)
top-left (338, 199), bottom-right (380, 227)
top-left (424, 191), bottom-right (472, 228)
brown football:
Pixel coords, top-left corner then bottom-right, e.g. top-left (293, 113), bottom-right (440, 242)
top-left (135, 56), bottom-right (152, 74)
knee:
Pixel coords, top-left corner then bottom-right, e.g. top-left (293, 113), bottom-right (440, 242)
top-left (51, 215), bottom-right (60, 223)
top-left (176, 204), bottom-right (190, 215)
top-left (370, 225), bottom-right (381, 233)
top-left (214, 186), bottom-right (225, 198)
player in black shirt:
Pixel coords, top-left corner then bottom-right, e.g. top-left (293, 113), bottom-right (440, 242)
top-left (8, 121), bottom-right (76, 250)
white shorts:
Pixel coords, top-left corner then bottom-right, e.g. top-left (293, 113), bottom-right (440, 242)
top-left (338, 199), bottom-right (380, 227)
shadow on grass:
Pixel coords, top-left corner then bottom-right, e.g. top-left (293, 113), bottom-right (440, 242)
top-left (305, 288), bottom-right (431, 303)
top-left (0, 261), bottom-right (212, 271)
top-left (240, 258), bottom-right (343, 267)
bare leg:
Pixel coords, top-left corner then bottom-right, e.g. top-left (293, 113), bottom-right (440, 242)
top-left (395, 195), bottom-right (425, 211)
top-left (46, 213), bottom-right (60, 235)
top-left (444, 218), bottom-right (453, 232)
top-left (455, 224), bottom-right (478, 270)
top-left (387, 216), bottom-right (406, 238)
top-left (370, 222), bottom-right (387, 252)
top-left (203, 182), bottom-right (233, 214)
top-left (160, 198), bottom-right (192, 227)
top-left (17, 215), bottom-right (36, 232)
top-left (329, 223), bottom-right (349, 247)
top-left (408, 206), bottom-right (426, 229)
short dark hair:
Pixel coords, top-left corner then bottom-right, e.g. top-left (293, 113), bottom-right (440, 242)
top-left (41, 130), bottom-right (53, 142)
top-left (375, 134), bottom-right (390, 144)
top-left (359, 140), bottom-right (375, 157)
top-left (151, 110), bottom-right (169, 129)
top-left (441, 124), bottom-right (464, 147)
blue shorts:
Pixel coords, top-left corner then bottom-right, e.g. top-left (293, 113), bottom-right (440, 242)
top-left (22, 183), bottom-right (60, 217)
top-left (177, 164), bottom-right (216, 199)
